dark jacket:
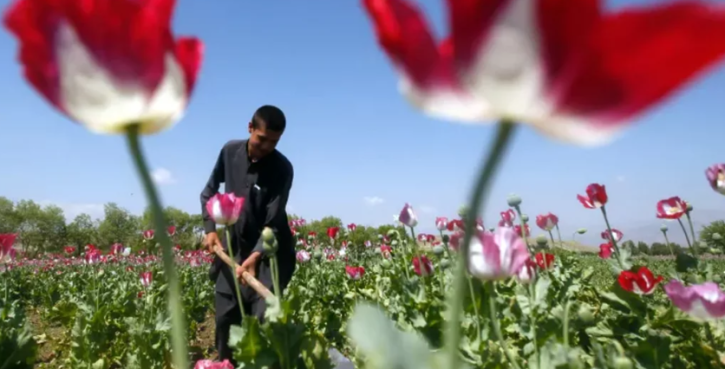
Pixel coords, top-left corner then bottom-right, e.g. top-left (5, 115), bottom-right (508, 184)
top-left (200, 140), bottom-right (295, 295)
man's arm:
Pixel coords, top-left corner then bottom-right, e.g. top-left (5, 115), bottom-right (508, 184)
top-left (252, 164), bottom-right (294, 255)
top-left (200, 147), bottom-right (225, 234)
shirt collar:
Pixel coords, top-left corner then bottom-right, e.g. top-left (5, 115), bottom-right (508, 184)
top-left (244, 139), bottom-right (272, 164)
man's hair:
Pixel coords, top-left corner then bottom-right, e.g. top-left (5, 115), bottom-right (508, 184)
top-left (251, 105), bottom-right (286, 132)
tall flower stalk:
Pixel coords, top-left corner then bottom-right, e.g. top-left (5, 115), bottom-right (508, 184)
top-left (225, 226), bottom-right (246, 319)
top-left (126, 126), bottom-right (188, 367)
top-left (443, 121), bottom-right (517, 368)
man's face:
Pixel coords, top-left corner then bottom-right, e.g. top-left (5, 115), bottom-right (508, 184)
top-left (248, 122), bottom-right (282, 159)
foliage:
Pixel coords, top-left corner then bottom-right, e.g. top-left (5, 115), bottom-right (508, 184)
top-left (701, 220), bottom-right (725, 249)
top-left (4, 200), bottom-right (725, 368)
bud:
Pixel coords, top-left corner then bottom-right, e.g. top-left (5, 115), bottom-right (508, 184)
top-left (381, 259), bottom-right (391, 268)
top-left (714, 275), bottom-right (723, 283)
top-left (432, 245), bottom-right (444, 255)
top-left (263, 239), bottom-right (279, 254)
top-left (262, 227), bottom-right (275, 243)
top-left (313, 250), bottom-right (323, 260)
top-left (660, 224), bottom-right (668, 232)
top-left (567, 351), bottom-right (585, 369)
top-left (577, 304), bottom-right (595, 325)
top-left (440, 259), bottom-right (451, 269)
top-left (714, 233), bottom-right (723, 240)
top-left (613, 357), bottom-right (633, 369)
top-left (507, 194), bottom-right (522, 207)
top-left (442, 234), bottom-right (450, 244)
top-left (457, 205), bottom-right (469, 219)
top-left (536, 236), bottom-right (548, 248)
top-left (386, 229), bottom-right (398, 238)
top-left (488, 228), bottom-right (495, 233)
top-left (576, 228), bottom-right (587, 235)
top-left (686, 202), bottom-right (693, 212)
top-left (521, 214), bottom-right (529, 223)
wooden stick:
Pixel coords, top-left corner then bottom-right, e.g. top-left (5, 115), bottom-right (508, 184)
top-left (212, 245), bottom-right (273, 300)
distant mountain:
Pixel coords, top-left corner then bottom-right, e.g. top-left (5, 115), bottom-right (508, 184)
top-left (573, 209), bottom-right (723, 249)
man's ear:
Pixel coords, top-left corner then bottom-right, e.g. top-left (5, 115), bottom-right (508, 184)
top-left (248, 121), bottom-right (253, 134)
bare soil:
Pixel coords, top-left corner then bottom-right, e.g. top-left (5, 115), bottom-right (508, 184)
top-left (26, 309), bottom-right (218, 368)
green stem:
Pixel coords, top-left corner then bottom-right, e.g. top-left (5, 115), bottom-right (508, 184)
top-left (443, 121), bottom-right (517, 368)
top-left (487, 282), bottom-right (522, 369)
top-left (686, 212), bottom-right (699, 244)
top-left (467, 277), bottom-right (482, 343)
top-left (125, 125), bottom-right (188, 369)
top-left (600, 206), bottom-right (623, 267)
top-left (226, 226), bottom-right (246, 319)
top-left (563, 299), bottom-right (571, 347)
top-left (271, 256), bottom-right (281, 298)
top-left (548, 230), bottom-right (556, 249)
top-left (526, 282), bottom-right (540, 365)
top-left (409, 225), bottom-right (419, 261)
top-left (513, 207), bottom-right (533, 253)
top-left (95, 268), bottom-right (99, 311)
top-left (677, 218), bottom-right (696, 254)
top-left (705, 323), bottom-right (723, 368)
top-left (662, 231), bottom-right (681, 280)
top-left (662, 231), bottom-right (676, 259)
top-left (555, 224), bottom-right (563, 246)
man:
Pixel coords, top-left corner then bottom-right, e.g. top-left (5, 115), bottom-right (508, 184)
top-left (200, 105), bottom-right (295, 362)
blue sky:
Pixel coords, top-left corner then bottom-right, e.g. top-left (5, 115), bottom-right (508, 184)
top-left (1, 0), bottom-right (724, 246)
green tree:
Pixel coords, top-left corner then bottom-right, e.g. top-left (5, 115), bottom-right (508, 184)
top-left (636, 241), bottom-right (649, 255)
top-left (66, 213), bottom-right (99, 255)
top-left (40, 204), bottom-right (68, 253)
top-left (0, 197), bottom-right (19, 234)
top-left (13, 200), bottom-right (66, 255)
top-left (700, 220), bottom-right (725, 249)
top-left (97, 203), bottom-right (139, 249)
top-left (621, 240), bottom-right (637, 255)
top-left (14, 200), bottom-right (45, 255)
top-left (141, 206), bottom-right (202, 250)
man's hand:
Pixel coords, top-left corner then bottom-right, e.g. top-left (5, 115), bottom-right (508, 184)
top-left (203, 232), bottom-right (221, 254)
top-left (236, 251), bottom-right (262, 286)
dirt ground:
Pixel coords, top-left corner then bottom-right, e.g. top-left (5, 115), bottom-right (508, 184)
top-left (27, 309), bottom-right (218, 368)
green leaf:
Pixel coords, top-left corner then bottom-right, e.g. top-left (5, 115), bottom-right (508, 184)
top-left (264, 296), bottom-right (283, 323)
top-left (230, 320), bottom-right (277, 368)
top-left (599, 292), bottom-right (631, 313)
top-left (347, 303), bottom-right (437, 369)
top-left (632, 333), bottom-right (671, 369)
top-left (675, 252), bottom-right (698, 273)
top-left (534, 277), bottom-right (551, 308)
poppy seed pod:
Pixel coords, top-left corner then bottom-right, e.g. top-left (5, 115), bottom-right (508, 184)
top-left (457, 205), bottom-right (468, 218)
top-left (507, 194), bottom-right (522, 207)
top-left (521, 214), bottom-right (529, 223)
top-left (660, 224), bottom-right (668, 232)
top-left (263, 239), bottom-right (279, 254)
top-left (262, 227), bottom-right (275, 243)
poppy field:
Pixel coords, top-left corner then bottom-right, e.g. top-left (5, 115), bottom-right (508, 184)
top-left (4, 0), bottom-right (725, 367)
top-left (4, 183), bottom-right (725, 369)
